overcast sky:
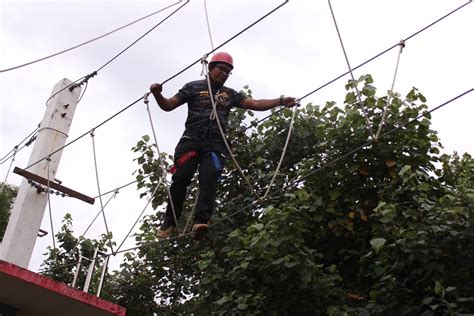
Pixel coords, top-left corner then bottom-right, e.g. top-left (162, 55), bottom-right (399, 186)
top-left (1, 0), bottom-right (473, 273)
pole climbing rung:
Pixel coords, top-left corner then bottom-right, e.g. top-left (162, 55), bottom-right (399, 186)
top-left (13, 167), bottom-right (95, 205)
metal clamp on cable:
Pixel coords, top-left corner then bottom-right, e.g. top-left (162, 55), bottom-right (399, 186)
top-left (69, 71), bottom-right (98, 91)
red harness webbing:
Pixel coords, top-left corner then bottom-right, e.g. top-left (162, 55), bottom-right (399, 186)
top-left (168, 150), bottom-right (197, 174)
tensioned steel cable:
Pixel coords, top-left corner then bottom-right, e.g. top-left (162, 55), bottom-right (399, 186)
top-left (1, 147), bottom-right (18, 194)
top-left (41, 88), bottom-right (474, 275)
top-left (24, 0), bottom-right (289, 172)
top-left (0, 124), bottom-right (39, 164)
top-left (244, 0), bottom-right (471, 132)
top-left (96, 1), bottom-right (189, 73)
top-left (161, 0), bottom-right (289, 85)
top-left (44, 1), bottom-right (190, 107)
top-left (0, 1), bottom-right (183, 73)
top-left (93, 176), bottom-right (151, 199)
top-left (25, 95), bottom-right (145, 171)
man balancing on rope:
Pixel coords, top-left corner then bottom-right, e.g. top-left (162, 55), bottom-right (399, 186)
top-left (149, 52), bottom-right (297, 240)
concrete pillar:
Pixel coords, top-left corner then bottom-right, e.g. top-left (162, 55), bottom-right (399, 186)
top-left (0, 79), bottom-right (81, 268)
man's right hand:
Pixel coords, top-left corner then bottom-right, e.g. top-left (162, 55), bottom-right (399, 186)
top-left (150, 83), bottom-right (163, 94)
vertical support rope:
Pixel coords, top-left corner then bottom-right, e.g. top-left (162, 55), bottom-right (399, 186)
top-left (202, 58), bottom-right (262, 201)
top-left (263, 105), bottom-right (298, 198)
top-left (183, 195), bottom-right (199, 233)
top-left (327, 0), bottom-right (374, 140)
top-left (71, 190), bottom-right (118, 255)
top-left (203, 0), bottom-right (215, 51)
top-left (90, 129), bottom-right (115, 253)
top-left (143, 93), bottom-right (181, 234)
top-left (115, 178), bottom-right (162, 252)
top-left (375, 40), bottom-right (405, 140)
top-left (46, 158), bottom-right (56, 249)
top-left (1, 146), bottom-right (18, 194)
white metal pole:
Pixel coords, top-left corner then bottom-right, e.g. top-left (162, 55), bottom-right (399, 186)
top-left (83, 247), bottom-right (98, 293)
top-left (0, 79), bottom-right (81, 268)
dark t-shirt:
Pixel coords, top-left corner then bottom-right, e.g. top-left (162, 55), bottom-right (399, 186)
top-left (174, 79), bottom-right (247, 139)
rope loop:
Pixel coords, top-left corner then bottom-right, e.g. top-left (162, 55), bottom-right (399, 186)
top-left (90, 128), bottom-right (96, 137)
top-left (398, 39), bottom-right (406, 52)
top-left (200, 53), bottom-right (209, 76)
top-left (143, 92), bottom-right (150, 105)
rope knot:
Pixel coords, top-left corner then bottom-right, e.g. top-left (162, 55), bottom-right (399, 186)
top-left (398, 40), bottom-right (406, 53)
top-left (200, 53), bottom-right (209, 76)
top-left (143, 92), bottom-right (150, 105)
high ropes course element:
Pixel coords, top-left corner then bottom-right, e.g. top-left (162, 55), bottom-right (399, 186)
top-left (1, 0), bottom-right (471, 288)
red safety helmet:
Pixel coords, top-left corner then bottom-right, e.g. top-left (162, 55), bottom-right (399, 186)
top-left (209, 52), bottom-right (233, 70)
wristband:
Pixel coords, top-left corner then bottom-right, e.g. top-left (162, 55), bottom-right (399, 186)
top-left (280, 95), bottom-right (285, 106)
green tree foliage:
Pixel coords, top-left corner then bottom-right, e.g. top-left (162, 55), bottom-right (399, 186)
top-left (0, 183), bottom-right (18, 241)
top-left (40, 213), bottom-right (115, 300)
top-left (43, 76), bottom-right (474, 314)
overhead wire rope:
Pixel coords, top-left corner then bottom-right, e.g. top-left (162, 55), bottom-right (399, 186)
top-left (25, 95), bottom-right (145, 171)
top-left (93, 176), bottom-right (151, 199)
top-left (44, 1), bottom-right (190, 107)
top-left (243, 0), bottom-right (471, 132)
top-left (1, 147), bottom-right (18, 194)
top-left (0, 124), bottom-right (39, 164)
top-left (0, 1), bottom-right (183, 73)
top-left (90, 129), bottom-right (115, 253)
top-left (44, 88), bottom-right (474, 275)
top-left (96, 0), bottom-right (189, 73)
top-left (161, 0), bottom-right (289, 85)
top-left (23, 0), bottom-right (289, 176)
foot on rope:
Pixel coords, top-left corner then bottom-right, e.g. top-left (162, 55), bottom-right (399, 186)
top-left (156, 223), bottom-right (176, 239)
top-left (192, 223), bottom-right (209, 241)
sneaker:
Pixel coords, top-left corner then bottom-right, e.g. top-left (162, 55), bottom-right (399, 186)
top-left (192, 223), bottom-right (209, 241)
top-left (156, 223), bottom-right (176, 239)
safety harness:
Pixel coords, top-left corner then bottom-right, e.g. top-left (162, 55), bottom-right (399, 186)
top-left (169, 150), bottom-right (223, 181)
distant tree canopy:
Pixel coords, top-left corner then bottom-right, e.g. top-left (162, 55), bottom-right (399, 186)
top-left (42, 75), bottom-right (474, 315)
top-left (0, 183), bottom-right (18, 242)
